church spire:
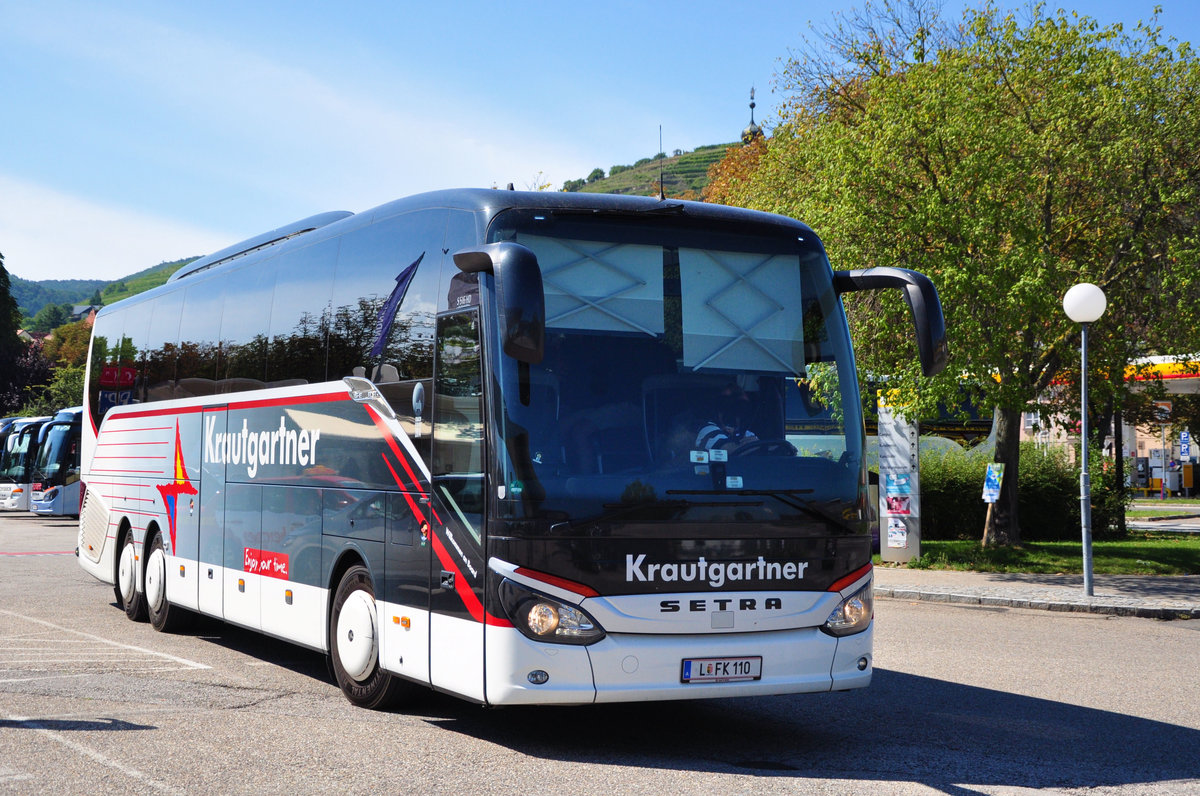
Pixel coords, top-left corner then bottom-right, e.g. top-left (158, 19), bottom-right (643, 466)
top-left (741, 86), bottom-right (763, 144)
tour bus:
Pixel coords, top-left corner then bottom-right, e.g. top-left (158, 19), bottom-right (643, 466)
top-left (77, 189), bottom-right (946, 709)
top-left (30, 407), bottom-right (84, 517)
top-left (0, 417), bottom-right (18, 452)
top-left (1, 416), bottom-right (53, 511)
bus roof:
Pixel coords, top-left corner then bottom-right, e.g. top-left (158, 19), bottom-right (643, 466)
top-left (101, 189), bottom-right (818, 320)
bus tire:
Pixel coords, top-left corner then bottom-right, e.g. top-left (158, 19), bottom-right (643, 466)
top-left (329, 564), bottom-right (408, 710)
top-left (146, 532), bottom-right (189, 633)
top-left (116, 530), bottom-right (146, 622)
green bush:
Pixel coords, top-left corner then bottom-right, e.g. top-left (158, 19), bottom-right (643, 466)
top-left (914, 442), bottom-right (1130, 542)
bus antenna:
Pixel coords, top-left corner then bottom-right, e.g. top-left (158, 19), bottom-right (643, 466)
top-left (658, 125), bottom-right (665, 201)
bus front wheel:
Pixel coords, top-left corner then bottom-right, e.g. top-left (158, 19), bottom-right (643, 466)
top-left (328, 564), bottom-right (409, 709)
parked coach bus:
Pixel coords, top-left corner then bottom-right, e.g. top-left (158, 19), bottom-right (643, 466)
top-left (78, 189), bottom-right (947, 709)
top-left (30, 407), bottom-right (84, 517)
top-left (1, 416), bottom-right (53, 511)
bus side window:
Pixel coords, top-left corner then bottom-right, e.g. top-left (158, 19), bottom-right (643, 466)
top-left (267, 239), bottom-right (337, 386)
top-left (328, 210), bottom-right (445, 383)
top-left (218, 260), bottom-right (276, 391)
top-left (432, 311), bottom-right (484, 543)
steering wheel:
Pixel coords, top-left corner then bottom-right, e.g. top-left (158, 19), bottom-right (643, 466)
top-left (731, 438), bottom-right (797, 457)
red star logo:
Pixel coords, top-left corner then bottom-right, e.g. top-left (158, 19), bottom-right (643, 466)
top-left (156, 421), bottom-right (198, 553)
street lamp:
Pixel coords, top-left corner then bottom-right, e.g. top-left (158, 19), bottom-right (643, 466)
top-left (1063, 282), bottom-right (1107, 597)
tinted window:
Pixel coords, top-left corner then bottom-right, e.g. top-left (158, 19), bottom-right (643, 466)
top-left (176, 278), bottom-right (224, 397)
top-left (267, 239), bottom-right (339, 386)
top-left (438, 210), bottom-right (481, 314)
top-left (218, 259), bottom-right (276, 391)
top-left (123, 301), bottom-right (152, 405)
top-left (143, 291), bottom-right (184, 402)
top-left (432, 311), bottom-right (484, 542)
top-left (88, 309), bottom-right (125, 428)
top-left (328, 210), bottom-right (445, 383)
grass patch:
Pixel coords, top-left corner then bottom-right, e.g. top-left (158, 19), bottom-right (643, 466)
top-left (878, 532), bottom-right (1200, 575)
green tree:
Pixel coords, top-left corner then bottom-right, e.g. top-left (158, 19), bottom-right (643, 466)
top-left (0, 252), bottom-right (27, 412)
top-left (18, 364), bottom-right (85, 416)
top-left (42, 319), bottom-right (94, 367)
top-left (710, 1), bottom-right (1200, 546)
top-left (28, 302), bottom-right (70, 333)
top-left (586, 167), bottom-right (606, 184)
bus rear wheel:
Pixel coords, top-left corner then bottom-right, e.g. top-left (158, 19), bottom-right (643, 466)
top-left (328, 564), bottom-right (409, 709)
top-left (116, 532), bottom-right (146, 622)
top-left (146, 532), bottom-right (189, 632)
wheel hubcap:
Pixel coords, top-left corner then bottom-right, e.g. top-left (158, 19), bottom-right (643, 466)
top-left (336, 590), bottom-right (377, 682)
top-left (146, 547), bottom-right (166, 611)
top-left (118, 542), bottom-right (136, 604)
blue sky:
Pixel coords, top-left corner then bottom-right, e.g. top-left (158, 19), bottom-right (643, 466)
top-left (2, 1), bottom-right (1196, 282)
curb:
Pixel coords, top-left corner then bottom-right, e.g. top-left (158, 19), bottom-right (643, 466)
top-left (874, 586), bottom-right (1200, 620)
top-left (1135, 514), bottom-right (1200, 522)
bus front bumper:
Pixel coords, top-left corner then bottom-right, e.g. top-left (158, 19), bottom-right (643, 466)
top-left (483, 623), bottom-right (871, 706)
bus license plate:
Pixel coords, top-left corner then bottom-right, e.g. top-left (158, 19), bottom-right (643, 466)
top-left (681, 656), bottom-right (762, 683)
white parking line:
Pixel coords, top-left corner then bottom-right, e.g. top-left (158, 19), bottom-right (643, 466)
top-left (5, 714), bottom-right (181, 794)
top-left (0, 609), bottom-right (209, 676)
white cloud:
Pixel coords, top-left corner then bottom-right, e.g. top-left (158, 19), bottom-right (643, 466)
top-left (0, 174), bottom-right (232, 282)
top-left (5, 2), bottom-right (596, 211)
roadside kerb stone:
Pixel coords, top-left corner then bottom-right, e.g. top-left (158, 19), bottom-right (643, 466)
top-left (874, 584), bottom-right (1200, 620)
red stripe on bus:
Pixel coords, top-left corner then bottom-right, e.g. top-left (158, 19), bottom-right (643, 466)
top-left (106, 425), bottom-right (174, 431)
top-left (361, 405), bottom-right (443, 527)
top-left (514, 567), bottom-right (600, 598)
top-left (429, 527), bottom-right (511, 628)
top-left (104, 390), bottom-right (346, 422)
top-left (380, 454), bottom-right (426, 520)
top-left (827, 563), bottom-right (873, 593)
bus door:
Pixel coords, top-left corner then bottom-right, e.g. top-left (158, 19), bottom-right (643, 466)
top-left (428, 310), bottom-right (487, 702)
top-left (381, 490), bottom-right (431, 684)
top-left (198, 406), bottom-right (226, 617)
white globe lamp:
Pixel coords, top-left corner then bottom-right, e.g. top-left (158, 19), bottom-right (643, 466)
top-left (1063, 282), bottom-right (1106, 324)
top-left (1063, 282), bottom-right (1105, 597)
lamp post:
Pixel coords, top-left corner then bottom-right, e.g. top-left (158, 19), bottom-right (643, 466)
top-left (1063, 283), bottom-right (1107, 597)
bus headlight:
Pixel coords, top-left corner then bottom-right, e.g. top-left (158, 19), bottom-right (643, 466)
top-left (821, 583), bottom-right (873, 637)
top-left (498, 579), bottom-right (606, 645)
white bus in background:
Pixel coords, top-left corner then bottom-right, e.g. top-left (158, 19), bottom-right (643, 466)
top-left (0, 416), bottom-right (53, 511)
top-left (77, 189), bottom-right (946, 709)
top-left (30, 407), bottom-right (84, 517)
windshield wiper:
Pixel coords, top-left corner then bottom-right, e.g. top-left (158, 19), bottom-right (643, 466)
top-left (549, 496), bottom-right (759, 533)
top-left (667, 487), bottom-right (853, 531)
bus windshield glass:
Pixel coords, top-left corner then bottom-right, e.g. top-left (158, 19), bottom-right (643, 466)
top-left (487, 210), bottom-right (864, 531)
top-left (33, 424), bottom-right (75, 484)
top-left (0, 429), bottom-right (34, 482)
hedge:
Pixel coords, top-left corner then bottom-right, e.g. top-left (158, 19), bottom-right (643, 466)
top-left (910, 442), bottom-right (1130, 541)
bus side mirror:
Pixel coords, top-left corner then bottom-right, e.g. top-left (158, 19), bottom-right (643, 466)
top-left (834, 267), bottom-right (949, 377)
top-left (453, 242), bottom-right (545, 364)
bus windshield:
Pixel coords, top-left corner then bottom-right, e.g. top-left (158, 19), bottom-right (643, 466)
top-left (488, 211), bottom-right (864, 531)
top-left (1, 428), bottom-right (35, 482)
top-left (33, 423), bottom-right (77, 485)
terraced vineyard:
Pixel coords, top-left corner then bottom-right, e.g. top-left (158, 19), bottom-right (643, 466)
top-left (575, 143), bottom-right (737, 198)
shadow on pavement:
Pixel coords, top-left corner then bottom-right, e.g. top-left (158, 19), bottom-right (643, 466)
top-left (172, 618), bottom-right (1198, 791)
top-left (418, 668), bottom-right (1198, 792)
